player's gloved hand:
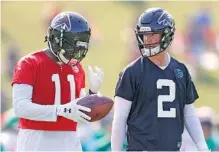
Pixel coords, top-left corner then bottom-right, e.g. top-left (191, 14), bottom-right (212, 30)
top-left (56, 98), bottom-right (91, 123)
top-left (87, 65), bottom-right (104, 94)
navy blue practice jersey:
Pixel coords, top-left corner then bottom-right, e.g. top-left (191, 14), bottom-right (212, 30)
top-left (115, 56), bottom-right (199, 151)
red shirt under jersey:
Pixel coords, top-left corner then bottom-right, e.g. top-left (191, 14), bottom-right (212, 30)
top-left (12, 50), bottom-right (85, 131)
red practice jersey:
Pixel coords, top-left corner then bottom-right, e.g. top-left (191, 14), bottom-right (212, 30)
top-left (12, 50), bottom-right (85, 131)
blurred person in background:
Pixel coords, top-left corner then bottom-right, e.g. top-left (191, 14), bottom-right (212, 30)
top-left (184, 7), bottom-right (219, 82)
top-left (0, 108), bottom-right (19, 152)
top-left (12, 11), bottom-right (104, 151)
top-left (213, 115), bottom-right (219, 148)
top-left (6, 44), bottom-right (21, 80)
top-left (1, 26), bottom-right (21, 80)
top-left (0, 129), bottom-right (17, 151)
top-left (1, 90), bottom-right (8, 113)
top-left (181, 106), bottom-right (219, 151)
top-left (80, 117), bottom-right (112, 151)
top-left (1, 108), bottom-right (18, 131)
top-left (197, 107), bottom-right (219, 151)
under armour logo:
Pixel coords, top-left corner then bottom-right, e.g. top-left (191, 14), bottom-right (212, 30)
top-left (51, 12), bottom-right (71, 31)
top-left (64, 108), bottom-right (72, 113)
top-left (157, 11), bottom-right (174, 27)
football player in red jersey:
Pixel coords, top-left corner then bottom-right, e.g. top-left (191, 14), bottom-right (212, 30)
top-left (12, 12), bottom-right (104, 151)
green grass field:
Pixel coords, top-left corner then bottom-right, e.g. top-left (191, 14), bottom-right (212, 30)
top-left (1, 1), bottom-right (219, 112)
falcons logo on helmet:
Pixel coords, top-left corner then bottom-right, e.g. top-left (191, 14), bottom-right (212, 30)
top-left (51, 12), bottom-right (71, 31)
top-left (157, 11), bottom-right (174, 27)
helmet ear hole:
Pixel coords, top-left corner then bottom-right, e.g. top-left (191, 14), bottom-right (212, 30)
top-left (160, 27), bottom-right (174, 49)
top-left (164, 28), bottom-right (170, 34)
top-left (163, 43), bottom-right (168, 48)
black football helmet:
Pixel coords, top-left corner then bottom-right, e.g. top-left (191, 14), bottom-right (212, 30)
top-left (45, 12), bottom-right (91, 65)
top-left (135, 8), bottom-right (175, 57)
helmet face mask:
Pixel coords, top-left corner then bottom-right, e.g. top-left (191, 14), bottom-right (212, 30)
top-left (46, 12), bottom-right (91, 65)
top-left (135, 8), bottom-right (175, 57)
top-left (136, 31), bottom-right (162, 57)
top-left (140, 32), bottom-right (161, 47)
top-left (58, 31), bottom-right (90, 64)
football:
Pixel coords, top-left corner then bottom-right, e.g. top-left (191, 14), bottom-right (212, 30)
top-left (77, 94), bottom-right (114, 122)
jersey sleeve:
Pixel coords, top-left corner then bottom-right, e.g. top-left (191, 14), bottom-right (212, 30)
top-left (13, 84), bottom-right (57, 121)
top-left (115, 68), bottom-right (136, 101)
top-left (79, 65), bottom-right (85, 89)
top-left (79, 66), bottom-right (87, 97)
top-left (185, 66), bottom-right (199, 104)
top-left (75, 64), bottom-right (86, 98)
top-left (12, 57), bottom-right (36, 86)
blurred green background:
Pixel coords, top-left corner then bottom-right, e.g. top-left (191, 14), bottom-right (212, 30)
top-left (2, 1), bottom-right (219, 112)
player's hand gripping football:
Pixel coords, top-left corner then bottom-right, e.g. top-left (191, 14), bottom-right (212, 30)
top-left (87, 65), bottom-right (104, 93)
top-left (56, 98), bottom-right (91, 123)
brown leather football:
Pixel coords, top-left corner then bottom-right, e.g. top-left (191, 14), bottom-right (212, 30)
top-left (77, 94), bottom-right (114, 122)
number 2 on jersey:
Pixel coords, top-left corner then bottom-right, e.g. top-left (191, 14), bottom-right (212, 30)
top-left (157, 79), bottom-right (176, 118)
top-left (52, 74), bottom-right (75, 105)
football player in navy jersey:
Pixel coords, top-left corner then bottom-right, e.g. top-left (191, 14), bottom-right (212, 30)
top-left (111, 8), bottom-right (209, 151)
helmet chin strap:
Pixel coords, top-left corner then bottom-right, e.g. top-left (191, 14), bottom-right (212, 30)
top-left (47, 29), bottom-right (61, 61)
top-left (48, 40), bottom-right (70, 64)
top-left (48, 40), bottom-right (63, 63)
top-left (48, 26), bottom-right (70, 64)
top-left (48, 40), bottom-right (58, 58)
top-left (57, 49), bottom-right (70, 64)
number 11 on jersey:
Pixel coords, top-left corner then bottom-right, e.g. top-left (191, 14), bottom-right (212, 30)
top-left (52, 74), bottom-right (75, 105)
